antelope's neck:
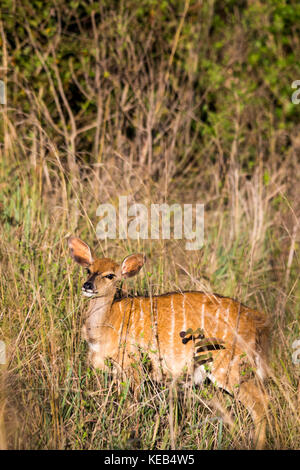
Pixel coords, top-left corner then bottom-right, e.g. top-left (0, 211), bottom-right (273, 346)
top-left (84, 294), bottom-right (114, 340)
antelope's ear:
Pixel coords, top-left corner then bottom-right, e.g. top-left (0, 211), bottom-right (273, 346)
top-left (120, 253), bottom-right (146, 278)
top-left (68, 236), bottom-right (94, 267)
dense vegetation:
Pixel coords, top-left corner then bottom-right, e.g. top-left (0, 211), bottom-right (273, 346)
top-left (0, 0), bottom-right (299, 449)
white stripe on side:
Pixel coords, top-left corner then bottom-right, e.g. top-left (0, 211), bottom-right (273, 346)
top-left (201, 303), bottom-right (205, 332)
top-left (170, 295), bottom-right (176, 362)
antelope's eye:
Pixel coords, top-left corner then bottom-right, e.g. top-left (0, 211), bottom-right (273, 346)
top-left (105, 274), bottom-right (115, 280)
top-left (86, 268), bottom-right (91, 275)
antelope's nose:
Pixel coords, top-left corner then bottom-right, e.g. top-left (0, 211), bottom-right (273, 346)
top-left (83, 281), bottom-right (94, 291)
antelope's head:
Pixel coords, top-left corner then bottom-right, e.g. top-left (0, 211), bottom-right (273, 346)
top-left (68, 236), bottom-right (145, 298)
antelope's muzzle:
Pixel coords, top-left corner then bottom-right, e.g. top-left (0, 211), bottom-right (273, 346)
top-left (82, 280), bottom-right (97, 297)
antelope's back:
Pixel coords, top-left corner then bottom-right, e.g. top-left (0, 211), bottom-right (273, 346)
top-left (110, 291), bottom-right (269, 378)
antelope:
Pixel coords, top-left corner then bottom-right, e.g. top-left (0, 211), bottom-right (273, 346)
top-left (68, 236), bottom-right (270, 449)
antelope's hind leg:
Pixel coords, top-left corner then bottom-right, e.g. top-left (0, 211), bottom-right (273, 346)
top-left (236, 379), bottom-right (268, 450)
top-left (210, 350), bottom-right (269, 449)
